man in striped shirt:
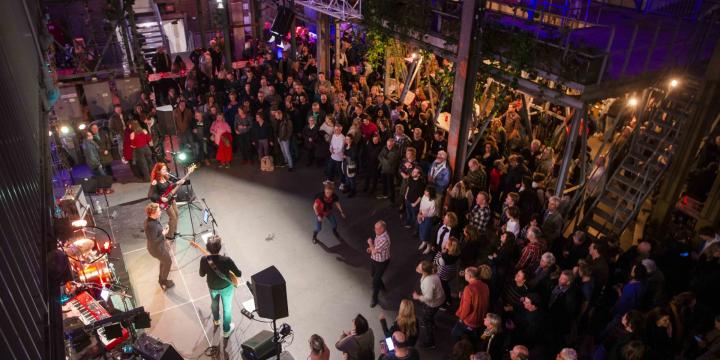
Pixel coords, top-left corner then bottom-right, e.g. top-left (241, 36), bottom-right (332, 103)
top-left (367, 220), bottom-right (391, 308)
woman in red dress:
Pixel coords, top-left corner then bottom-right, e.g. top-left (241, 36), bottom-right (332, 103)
top-left (211, 114), bottom-right (232, 168)
top-left (129, 120), bottom-right (154, 181)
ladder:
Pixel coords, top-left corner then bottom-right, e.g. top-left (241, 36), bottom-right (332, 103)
top-left (131, 0), bottom-right (169, 66)
top-left (579, 76), bottom-right (701, 239)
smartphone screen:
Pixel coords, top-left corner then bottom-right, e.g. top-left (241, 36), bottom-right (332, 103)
top-left (385, 337), bottom-right (394, 352)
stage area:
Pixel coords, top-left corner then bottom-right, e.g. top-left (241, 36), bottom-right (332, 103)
top-left (102, 164), bottom-right (458, 358)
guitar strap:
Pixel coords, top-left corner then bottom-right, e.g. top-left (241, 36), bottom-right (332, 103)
top-left (205, 256), bottom-right (234, 287)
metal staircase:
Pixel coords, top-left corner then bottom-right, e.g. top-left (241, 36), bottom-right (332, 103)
top-left (579, 76), bottom-right (702, 239)
top-left (131, 0), bottom-right (169, 66)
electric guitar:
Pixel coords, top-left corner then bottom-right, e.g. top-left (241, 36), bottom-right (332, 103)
top-left (158, 164), bottom-right (198, 210)
top-left (190, 241), bottom-right (240, 287)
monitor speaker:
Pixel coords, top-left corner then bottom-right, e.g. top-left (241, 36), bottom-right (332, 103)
top-left (270, 6), bottom-right (294, 37)
top-left (251, 266), bottom-right (288, 320)
top-left (54, 85), bottom-right (83, 123)
top-left (115, 77), bottom-right (142, 112)
top-left (134, 333), bottom-right (183, 360)
top-left (83, 81), bottom-right (113, 118)
top-left (240, 330), bottom-right (277, 360)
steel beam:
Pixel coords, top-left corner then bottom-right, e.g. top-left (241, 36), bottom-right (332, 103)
top-left (555, 105), bottom-right (584, 196)
top-left (448, 0), bottom-right (484, 180)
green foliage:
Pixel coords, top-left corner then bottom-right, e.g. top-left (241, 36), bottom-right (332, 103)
top-left (365, 29), bottom-right (390, 70)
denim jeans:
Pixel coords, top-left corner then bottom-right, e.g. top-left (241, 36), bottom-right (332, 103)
top-left (418, 216), bottom-right (435, 243)
top-left (405, 200), bottom-right (419, 227)
top-left (325, 159), bottom-right (342, 182)
top-left (210, 285), bottom-right (235, 333)
top-left (314, 213), bottom-right (337, 233)
top-left (278, 140), bottom-right (293, 168)
top-left (451, 321), bottom-right (478, 345)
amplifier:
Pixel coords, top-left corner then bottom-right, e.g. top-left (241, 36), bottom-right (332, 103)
top-left (134, 333), bottom-right (183, 360)
top-left (241, 330), bottom-right (277, 360)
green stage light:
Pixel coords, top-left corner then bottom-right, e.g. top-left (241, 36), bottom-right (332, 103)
top-left (177, 151), bottom-right (188, 162)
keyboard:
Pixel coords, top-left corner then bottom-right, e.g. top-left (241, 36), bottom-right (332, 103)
top-left (63, 291), bottom-right (129, 350)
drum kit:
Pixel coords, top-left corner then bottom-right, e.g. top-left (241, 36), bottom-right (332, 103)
top-left (64, 236), bottom-right (115, 288)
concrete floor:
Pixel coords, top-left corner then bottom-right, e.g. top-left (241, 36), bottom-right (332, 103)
top-left (97, 162), bottom-right (457, 359)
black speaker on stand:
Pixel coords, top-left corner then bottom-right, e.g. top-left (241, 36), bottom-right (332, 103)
top-left (270, 6), bottom-right (295, 38)
top-left (250, 266), bottom-right (288, 360)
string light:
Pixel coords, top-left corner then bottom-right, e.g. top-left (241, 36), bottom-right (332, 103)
top-left (670, 79), bottom-right (678, 88)
top-left (628, 98), bottom-right (638, 107)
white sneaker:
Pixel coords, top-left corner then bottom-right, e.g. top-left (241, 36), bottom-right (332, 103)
top-left (418, 242), bottom-right (427, 251)
top-left (223, 322), bottom-right (236, 338)
top-left (422, 247), bottom-right (432, 255)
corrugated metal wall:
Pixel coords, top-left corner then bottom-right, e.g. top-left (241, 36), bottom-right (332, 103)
top-left (0, 0), bottom-right (56, 359)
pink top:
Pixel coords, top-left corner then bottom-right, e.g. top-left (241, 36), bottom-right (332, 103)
top-left (210, 119), bottom-right (231, 145)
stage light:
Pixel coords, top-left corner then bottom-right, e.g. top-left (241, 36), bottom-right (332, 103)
top-left (217, 1), bottom-right (224, 9)
top-left (177, 151), bottom-right (188, 162)
top-left (71, 219), bottom-right (88, 228)
top-left (78, 123), bottom-right (87, 130)
top-left (628, 98), bottom-right (638, 107)
top-left (670, 79), bottom-right (679, 88)
top-left (48, 131), bottom-right (52, 137)
top-left (60, 125), bottom-right (70, 134)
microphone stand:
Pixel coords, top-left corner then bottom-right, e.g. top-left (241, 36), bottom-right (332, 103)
top-left (201, 198), bottom-right (219, 235)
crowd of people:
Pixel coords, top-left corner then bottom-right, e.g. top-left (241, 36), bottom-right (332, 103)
top-left (82, 29), bottom-right (720, 360)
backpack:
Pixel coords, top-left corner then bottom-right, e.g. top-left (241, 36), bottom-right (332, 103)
top-left (260, 156), bottom-right (274, 171)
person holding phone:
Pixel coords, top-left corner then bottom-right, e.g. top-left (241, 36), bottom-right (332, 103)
top-left (378, 331), bottom-right (420, 360)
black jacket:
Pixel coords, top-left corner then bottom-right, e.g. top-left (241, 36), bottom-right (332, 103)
top-left (199, 254), bottom-right (242, 290)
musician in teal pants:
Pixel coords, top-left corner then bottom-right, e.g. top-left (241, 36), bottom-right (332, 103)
top-left (199, 236), bottom-right (242, 338)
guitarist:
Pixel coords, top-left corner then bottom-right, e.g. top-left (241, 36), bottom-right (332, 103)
top-left (199, 235), bottom-right (242, 338)
top-left (148, 162), bottom-right (184, 240)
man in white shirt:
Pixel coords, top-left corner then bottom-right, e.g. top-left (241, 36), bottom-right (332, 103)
top-left (326, 124), bottom-right (345, 183)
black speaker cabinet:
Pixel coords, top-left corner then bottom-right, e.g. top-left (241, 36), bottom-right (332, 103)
top-left (83, 81), bottom-right (113, 118)
top-left (115, 77), bottom-right (142, 112)
top-left (55, 85), bottom-right (83, 123)
top-left (270, 6), bottom-right (294, 37)
top-left (156, 106), bottom-right (176, 135)
top-left (134, 333), bottom-right (183, 360)
top-left (251, 266), bottom-right (288, 320)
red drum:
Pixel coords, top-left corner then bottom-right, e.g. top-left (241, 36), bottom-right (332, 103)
top-left (76, 260), bottom-right (113, 285)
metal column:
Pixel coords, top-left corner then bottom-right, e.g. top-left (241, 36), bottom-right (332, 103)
top-left (197, 0), bottom-right (207, 49)
top-left (335, 20), bottom-right (341, 69)
top-left (316, 13), bottom-right (331, 74)
top-left (555, 105), bottom-right (584, 196)
top-left (448, 0), bottom-right (484, 180)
